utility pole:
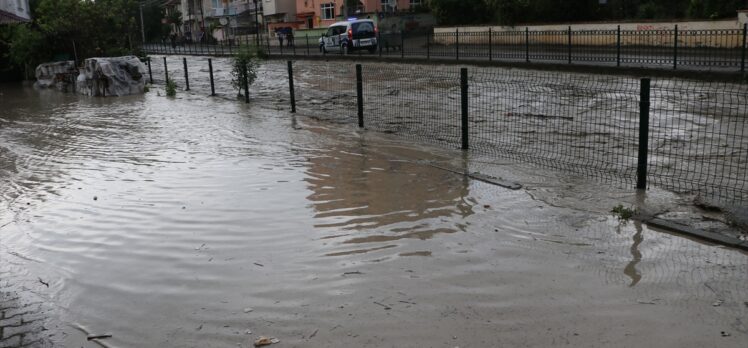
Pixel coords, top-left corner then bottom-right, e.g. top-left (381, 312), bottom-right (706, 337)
top-left (253, 0), bottom-right (260, 46)
top-left (139, 2), bottom-right (146, 44)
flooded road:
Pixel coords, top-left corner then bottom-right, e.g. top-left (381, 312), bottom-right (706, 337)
top-left (1, 63), bottom-right (747, 348)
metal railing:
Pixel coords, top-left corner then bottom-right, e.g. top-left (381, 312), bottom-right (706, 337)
top-left (143, 25), bottom-right (748, 73)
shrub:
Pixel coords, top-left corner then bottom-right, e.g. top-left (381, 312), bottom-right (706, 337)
top-left (611, 204), bottom-right (636, 221)
top-left (231, 45), bottom-right (261, 99)
top-left (165, 78), bottom-right (176, 97)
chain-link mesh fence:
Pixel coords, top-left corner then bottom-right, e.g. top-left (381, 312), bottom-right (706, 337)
top-left (144, 56), bottom-right (748, 203)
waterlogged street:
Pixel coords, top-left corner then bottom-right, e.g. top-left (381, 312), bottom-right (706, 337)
top-left (1, 61), bottom-right (747, 347)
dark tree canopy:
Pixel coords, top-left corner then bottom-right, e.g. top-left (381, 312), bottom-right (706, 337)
top-left (427, 0), bottom-right (746, 25)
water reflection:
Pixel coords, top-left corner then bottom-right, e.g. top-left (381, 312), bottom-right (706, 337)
top-left (624, 221), bottom-right (644, 287)
top-left (304, 141), bottom-right (475, 251)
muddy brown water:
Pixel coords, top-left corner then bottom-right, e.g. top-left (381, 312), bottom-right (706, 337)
top-left (1, 59), bottom-right (747, 347)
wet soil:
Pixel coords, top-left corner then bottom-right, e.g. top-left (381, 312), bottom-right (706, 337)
top-left (0, 60), bottom-right (746, 347)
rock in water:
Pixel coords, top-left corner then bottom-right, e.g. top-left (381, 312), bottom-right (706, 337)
top-left (34, 61), bottom-right (77, 91)
top-left (76, 56), bottom-right (146, 97)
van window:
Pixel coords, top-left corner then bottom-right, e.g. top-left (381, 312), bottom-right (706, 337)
top-left (352, 22), bottom-right (374, 34)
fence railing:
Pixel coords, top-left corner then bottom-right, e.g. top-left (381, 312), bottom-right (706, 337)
top-left (143, 25), bottom-right (748, 73)
top-left (145, 56), bottom-right (748, 203)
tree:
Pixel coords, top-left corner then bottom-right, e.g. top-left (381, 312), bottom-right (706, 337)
top-left (3, 0), bottom-right (150, 80)
top-left (687, 0), bottom-right (744, 19)
top-left (428, 0), bottom-right (491, 25)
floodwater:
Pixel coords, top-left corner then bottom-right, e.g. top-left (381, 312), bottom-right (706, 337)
top-left (1, 59), bottom-right (747, 348)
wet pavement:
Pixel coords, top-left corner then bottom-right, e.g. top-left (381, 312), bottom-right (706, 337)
top-left (1, 62), bottom-right (747, 347)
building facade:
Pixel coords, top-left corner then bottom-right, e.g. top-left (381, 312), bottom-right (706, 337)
top-left (0, 0), bottom-right (30, 23)
top-left (295, 0), bottom-right (423, 29)
top-left (163, 0), bottom-right (264, 41)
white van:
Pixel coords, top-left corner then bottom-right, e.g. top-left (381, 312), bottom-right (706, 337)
top-left (319, 19), bottom-right (378, 54)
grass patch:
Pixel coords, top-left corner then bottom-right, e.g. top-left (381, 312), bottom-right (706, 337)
top-left (611, 204), bottom-right (636, 221)
top-left (165, 78), bottom-right (176, 97)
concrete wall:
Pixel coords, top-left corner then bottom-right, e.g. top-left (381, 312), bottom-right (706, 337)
top-left (433, 19), bottom-right (746, 48)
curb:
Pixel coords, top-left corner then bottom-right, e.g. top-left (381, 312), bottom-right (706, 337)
top-left (645, 218), bottom-right (748, 251)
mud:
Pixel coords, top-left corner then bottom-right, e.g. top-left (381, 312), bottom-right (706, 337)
top-left (0, 59), bottom-right (747, 347)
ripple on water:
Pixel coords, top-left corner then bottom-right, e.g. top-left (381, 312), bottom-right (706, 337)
top-left (1, 72), bottom-right (747, 347)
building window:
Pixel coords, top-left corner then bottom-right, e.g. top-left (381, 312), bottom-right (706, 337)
top-left (321, 3), bottom-right (335, 20)
top-left (381, 0), bottom-right (397, 12)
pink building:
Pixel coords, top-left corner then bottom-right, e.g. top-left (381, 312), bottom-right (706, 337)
top-left (295, 0), bottom-right (424, 29)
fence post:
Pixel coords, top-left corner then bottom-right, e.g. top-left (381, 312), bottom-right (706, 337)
top-left (147, 57), bottom-right (153, 84)
top-left (525, 27), bottom-right (530, 63)
top-left (378, 30), bottom-right (382, 57)
top-left (460, 67), bottom-right (469, 150)
top-left (183, 57), bottom-right (189, 91)
top-left (426, 31), bottom-right (430, 60)
top-left (673, 25), bottom-right (678, 70)
top-left (163, 56), bottom-right (168, 82)
top-left (637, 78), bottom-right (651, 190)
top-left (488, 28), bottom-right (493, 61)
top-left (567, 26), bottom-right (572, 64)
top-left (617, 25), bottom-right (621, 67)
top-left (208, 58), bottom-right (215, 96)
top-left (243, 63), bottom-right (249, 104)
top-left (306, 35), bottom-right (310, 56)
top-left (741, 23), bottom-right (746, 73)
top-left (455, 28), bottom-right (460, 61)
top-left (401, 30), bottom-right (405, 58)
top-left (356, 64), bottom-right (363, 128)
top-left (287, 61), bottom-right (296, 113)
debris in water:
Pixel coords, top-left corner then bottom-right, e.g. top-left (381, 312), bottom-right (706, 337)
top-left (483, 205), bottom-right (491, 209)
top-left (93, 196), bottom-right (98, 201)
top-left (87, 334), bottom-right (112, 341)
top-left (243, 307), bottom-right (254, 313)
top-left (343, 271), bottom-right (364, 276)
top-left (636, 299), bottom-right (660, 305)
top-left (196, 324), bottom-right (203, 331)
top-left (373, 301), bottom-right (391, 310)
top-left (253, 336), bottom-right (279, 346)
top-left (254, 262), bottom-right (264, 267)
top-left (309, 329), bottom-right (318, 339)
top-left (712, 300), bottom-right (724, 307)
top-left (38, 277), bottom-right (49, 287)
top-left (721, 331), bottom-right (730, 337)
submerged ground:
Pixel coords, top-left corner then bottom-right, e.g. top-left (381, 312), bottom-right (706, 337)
top-left (0, 60), bottom-right (746, 347)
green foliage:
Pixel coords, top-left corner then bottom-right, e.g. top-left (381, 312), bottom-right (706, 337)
top-left (166, 9), bottom-right (183, 34)
top-left (687, 0), bottom-right (744, 19)
top-left (428, 0), bottom-right (492, 26)
top-left (3, 0), bottom-right (166, 81)
top-left (611, 204), bottom-right (636, 221)
top-left (428, 0), bottom-right (742, 25)
top-left (165, 78), bottom-right (177, 97)
top-left (231, 45), bottom-right (261, 98)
